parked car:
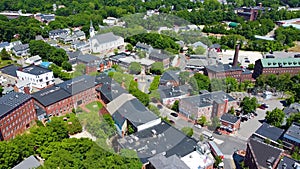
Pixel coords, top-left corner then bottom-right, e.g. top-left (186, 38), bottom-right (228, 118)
top-left (259, 105), bottom-right (266, 110)
top-left (157, 104), bottom-right (163, 109)
top-left (214, 130), bottom-right (222, 135)
top-left (194, 124), bottom-right (202, 129)
top-left (170, 112), bottom-right (178, 117)
top-left (169, 120), bottom-right (175, 124)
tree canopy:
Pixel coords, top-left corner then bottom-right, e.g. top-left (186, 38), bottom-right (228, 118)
top-left (129, 62), bottom-right (142, 75)
top-left (240, 97), bottom-right (257, 114)
top-left (265, 108), bottom-right (285, 128)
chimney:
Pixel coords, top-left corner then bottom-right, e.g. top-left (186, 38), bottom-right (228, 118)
top-left (233, 43), bottom-right (240, 67)
top-left (24, 86), bottom-right (30, 94)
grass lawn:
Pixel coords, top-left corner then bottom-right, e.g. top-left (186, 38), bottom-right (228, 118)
top-left (85, 101), bottom-right (103, 112)
top-left (0, 60), bottom-right (14, 68)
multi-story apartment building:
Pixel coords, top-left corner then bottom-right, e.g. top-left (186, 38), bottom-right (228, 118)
top-left (0, 92), bottom-right (36, 140)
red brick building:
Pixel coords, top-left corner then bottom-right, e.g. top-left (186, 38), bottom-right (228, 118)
top-left (244, 138), bottom-right (283, 169)
top-left (33, 75), bottom-right (99, 117)
top-left (205, 64), bottom-right (253, 82)
top-left (220, 113), bottom-right (241, 133)
top-left (0, 92), bottom-right (36, 140)
top-left (253, 58), bottom-right (300, 79)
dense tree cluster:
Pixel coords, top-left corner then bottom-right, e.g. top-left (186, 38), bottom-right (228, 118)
top-left (240, 96), bottom-right (258, 114)
top-left (265, 108), bottom-right (285, 128)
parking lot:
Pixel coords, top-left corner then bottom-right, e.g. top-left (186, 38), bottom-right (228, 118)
top-left (235, 98), bottom-right (285, 140)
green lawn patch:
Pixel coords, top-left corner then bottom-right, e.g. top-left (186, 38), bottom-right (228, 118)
top-left (85, 101), bottom-right (103, 112)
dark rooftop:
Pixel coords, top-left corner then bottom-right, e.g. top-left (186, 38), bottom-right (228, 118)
top-left (136, 42), bottom-right (152, 50)
top-left (49, 29), bottom-right (68, 35)
top-left (283, 122), bottom-right (300, 143)
top-left (108, 94), bottom-right (158, 128)
top-left (181, 91), bottom-right (235, 108)
top-left (220, 113), bottom-right (240, 124)
top-left (149, 50), bottom-right (171, 60)
top-left (283, 103), bottom-right (300, 117)
top-left (12, 155), bottom-right (41, 169)
top-left (57, 75), bottom-right (96, 95)
top-left (96, 80), bottom-right (128, 102)
top-left (248, 138), bottom-right (283, 169)
top-left (13, 44), bottom-right (29, 52)
top-left (77, 54), bottom-right (101, 64)
top-left (159, 85), bottom-right (190, 99)
top-left (277, 156), bottom-right (300, 169)
top-left (67, 50), bottom-right (82, 59)
top-left (160, 71), bottom-right (180, 85)
top-left (18, 65), bottom-right (51, 75)
top-left (148, 154), bottom-right (189, 169)
top-left (0, 92), bottom-right (32, 118)
top-left (206, 63), bottom-right (247, 73)
top-left (254, 122), bottom-right (284, 141)
top-left (0, 64), bottom-right (19, 77)
top-left (32, 86), bottom-right (71, 107)
top-left (118, 122), bottom-right (198, 163)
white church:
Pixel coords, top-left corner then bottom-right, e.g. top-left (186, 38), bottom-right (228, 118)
top-left (89, 21), bottom-right (124, 54)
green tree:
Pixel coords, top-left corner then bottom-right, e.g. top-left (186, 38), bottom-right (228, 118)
top-left (265, 108), bottom-right (285, 128)
top-left (247, 63), bottom-right (254, 70)
top-left (179, 71), bottom-right (190, 85)
top-left (229, 106), bottom-right (235, 114)
top-left (197, 116), bottom-right (207, 126)
top-left (225, 77), bottom-right (238, 93)
top-left (62, 61), bottom-right (72, 71)
top-left (240, 97), bottom-right (257, 114)
top-left (0, 49), bottom-right (11, 60)
top-left (193, 73), bottom-right (210, 91)
top-left (194, 46), bottom-right (206, 55)
top-left (211, 116), bottom-right (221, 129)
top-left (149, 76), bottom-right (160, 91)
top-left (125, 43), bottom-right (133, 52)
top-left (171, 100), bottom-right (179, 112)
top-left (150, 62), bottom-right (164, 75)
top-left (129, 62), bottom-right (141, 74)
top-left (181, 127), bottom-right (193, 137)
top-left (136, 50), bottom-right (146, 59)
top-left (0, 85), bottom-right (3, 96)
top-left (292, 147), bottom-right (300, 161)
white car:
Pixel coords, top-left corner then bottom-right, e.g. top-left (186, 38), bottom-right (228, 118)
top-left (194, 124), bottom-right (202, 129)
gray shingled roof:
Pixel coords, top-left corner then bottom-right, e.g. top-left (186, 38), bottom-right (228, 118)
top-left (248, 138), bottom-right (283, 169)
top-left (57, 75), bottom-right (96, 95)
top-left (160, 71), bottom-right (180, 84)
top-left (148, 154), bottom-right (189, 169)
top-left (277, 156), bottom-right (300, 169)
top-left (0, 92), bottom-right (32, 118)
top-left (0, 64), bottom-right (19, 77)
top-left (254, 122), bottom-right (284, 141)
top-left (91, 32), bottom-right (120, 44)
top-left (13, 44), bottom-right (29, 52)
top-left (32, 86), bottom-right (71, 107)
top-left (220, 113), bottom-right (240, 124)
top-left (118, 122), bottom-right (198, 164)
top-left (12, 155), bottom-right (41, 169)
top-left (77, 54), bottom-right (100, 63)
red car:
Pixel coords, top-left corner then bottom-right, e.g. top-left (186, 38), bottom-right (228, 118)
top-left (259, 105), bottom-right (266, 110)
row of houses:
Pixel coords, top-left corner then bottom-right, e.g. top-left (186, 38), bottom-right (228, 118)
top-left (0, 41), bottom-right (30, 56)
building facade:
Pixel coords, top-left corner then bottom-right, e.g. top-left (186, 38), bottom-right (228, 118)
top-left (0, 92), bottom-right (36, 141)
top-left (16, 65), bottom-right (54, 89)
top-left (253, 58), bottom-right (300, 78)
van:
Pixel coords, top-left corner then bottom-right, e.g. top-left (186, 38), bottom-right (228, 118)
top-left (202, 131), bottom-right (214, 141)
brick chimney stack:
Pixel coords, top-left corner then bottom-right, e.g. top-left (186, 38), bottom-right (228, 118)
top-left (233, 43), bottom-right (240, 67)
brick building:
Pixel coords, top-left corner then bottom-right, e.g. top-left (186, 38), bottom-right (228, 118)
top-left (33, 75), bottom-right (98, 116)
top-left (220, 113), bottom-right (241, 133)
top-left (205, 63), bottom-right (253, 82)
top-left (253, 58), bottom-right (300, 78)
top-left (0, 92), bottom-right (36, 140)
top-left (179, 91), bottom-right (238, 121)
top-left (244, 138), bottom-right (283, 169)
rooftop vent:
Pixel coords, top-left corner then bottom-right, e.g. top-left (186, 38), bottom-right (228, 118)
top-left (293, 162), bottom-right (300, 169)
top-left (151, 129), bottom-right (157, 135)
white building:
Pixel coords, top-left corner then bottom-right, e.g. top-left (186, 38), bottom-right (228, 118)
top-left (90, 32), bottom-right (124, 54)
top-left (16, 65), bottom-right (54, 89)
top-left (25, 55), bottom-right (42, 65)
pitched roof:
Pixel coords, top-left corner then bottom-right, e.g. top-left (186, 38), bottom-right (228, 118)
top-left (148, 154), bottom-right (189, 169)
top-left (159, 85), bottom-right (190, 99)
top-left (56, 75), bottom-right (95, 95)
top-left (118, 122), bottom-right (198, 163)
top-left (91, 32), bottom-right (121, 44)
top-left (247, 138), bottom-right (283, 169)
top-left (260, 58), bottom-right (300, 68)
top-left (149, 50), bottom-right (171, 60)
top-left (77, 54), bottom-right (100, 63)
top-left (284, 103), bottom-right (300, 117)
top-left (205, 63), bottom-right (243, 73)
top-left (220, 113), bottom-right (240, 124)
top-left (284, 122), bottom-right (300, 143)
top-left (18, 65), bottom-right (51, 75)
top-left (96, 79), bottom-right (128, 102)
top-left (0, 92), bottom-right (32, 118)
top-left (12, 155), bottom-right (41, 169)
top-left (13, 44), bottom-right (29, 52)
top-left (0, 64), bottom-right (19, 77)
top-left (181, 91), bottom-right (235, 108)
top-left (32, 86), bottom-right (71, 107)
top-left (0, 42), bottom-right (10, 48)
top-left (160, 71), bottom-right (179, 84)
top-left (107, 93), bottom-right (158, 127)
top-left (254, 122), bottom-right (284, 141)
top-left (136, 42), bottom-right (152, 50)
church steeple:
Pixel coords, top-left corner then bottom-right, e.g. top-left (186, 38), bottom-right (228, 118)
top-left (89, 20), bottom-right (95, 38)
